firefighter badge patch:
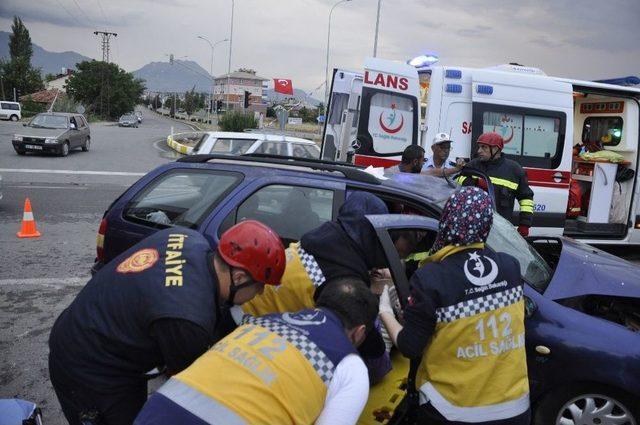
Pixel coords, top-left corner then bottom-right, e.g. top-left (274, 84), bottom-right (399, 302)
top-left (116, 248), bottom-right (159, 274)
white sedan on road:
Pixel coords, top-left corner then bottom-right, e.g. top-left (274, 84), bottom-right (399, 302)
top-left (190, 132), bottom-right (320, 159)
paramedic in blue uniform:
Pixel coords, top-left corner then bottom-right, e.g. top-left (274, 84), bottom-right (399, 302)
top-left (134, 277), bottom-right (379, 425)
top-left (457, 132), bottom-right (534, 237)
top-left (379, 187), bottom-right (530, 424)
top-left (48, 220), bottom-right (286, 425)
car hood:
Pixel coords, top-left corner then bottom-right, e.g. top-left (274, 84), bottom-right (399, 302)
top-left (14, 128), bottom-right (67, 138)
top-left (543, 237), bottom-right (640, 300)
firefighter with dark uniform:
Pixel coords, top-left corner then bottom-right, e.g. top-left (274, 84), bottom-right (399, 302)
top-left (238, 192), bottom-right (390, 363)
top-left (48, 220), bottom-right (286, 425)
top-left (379, 187), bottom-right (530, 424)
top-left (134, 277), bottom-right (380, 425)
top-left (457, 132), bottom-right (534, 237)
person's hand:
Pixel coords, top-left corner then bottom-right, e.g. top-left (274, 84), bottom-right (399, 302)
top-left (517, 225), bottom-right (530, 237)
top-left (379, 286), bottom-right (394, 316)
top-left (455, 158), bottom-right (466, 170)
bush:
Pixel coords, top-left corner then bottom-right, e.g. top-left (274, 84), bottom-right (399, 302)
top-left (20, 96), bottom-right (46, 118)
top-left (218, 111), bottom-right (257, 132)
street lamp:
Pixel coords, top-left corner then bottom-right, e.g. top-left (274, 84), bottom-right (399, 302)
top-left (324, 0), bottom-right (352, 111)
top-left (227, 0), bottom-right (235, 112)
top-left (373, 0), bottom-right (381, 57)
top-left (197, 36), bottom-right (229, 125)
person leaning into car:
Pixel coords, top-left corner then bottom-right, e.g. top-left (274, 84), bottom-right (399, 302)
top-left (48, 221), bottom-right (285, 425)
top-left (134, 277), bottom-right (379, 425)
top-left (379, 187), bottom-right (530, 425)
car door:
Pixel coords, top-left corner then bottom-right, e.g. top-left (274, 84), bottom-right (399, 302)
top-left (206, 176), bottom-right (346, 247)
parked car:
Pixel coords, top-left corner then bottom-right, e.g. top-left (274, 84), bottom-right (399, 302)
top-left (190, 131), bottom-right (320, 159)
top-left (135, 111), bottom-right (143, 123)
top-left (118, 113), bottom-right (138, 128)
top-left (0, 101), bottom-right (21, 121)
top-left (12, 112), bottom-right (91, 156)
top-left (92, 156), bottom-right (640, 425)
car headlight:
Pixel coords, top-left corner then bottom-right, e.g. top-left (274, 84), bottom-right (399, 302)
top-left (45, 137), bottom-right (59, 144)
top-left (14, 135), bottom-right (23, 142)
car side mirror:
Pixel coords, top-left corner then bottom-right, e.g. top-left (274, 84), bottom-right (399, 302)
top-left (524, 296), bottom-right (537, 319)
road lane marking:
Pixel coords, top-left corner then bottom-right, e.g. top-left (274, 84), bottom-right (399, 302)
top-left (153, 139), bottom-right (171, 153)
top-left (9, 185), bottom-right (89, 190)
top-left (0, 277), bottom-right (89, 287)
top-left (0, 168), bottom-right (145, 176)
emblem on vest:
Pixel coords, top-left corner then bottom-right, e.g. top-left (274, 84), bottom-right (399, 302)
top-left (116, 248), bottom-right (159, 274)
top-left (282, 310), bottom-right (327, 326)
top-left (464, 251), bottom-right (498, 286)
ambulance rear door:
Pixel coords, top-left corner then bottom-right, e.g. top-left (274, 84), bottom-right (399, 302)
top-left (353, 58), bottom-right (420, 167)
top-left (321, 69), bottom-right (363, 161)
top-left (469, 67), bottom-right (574, 235)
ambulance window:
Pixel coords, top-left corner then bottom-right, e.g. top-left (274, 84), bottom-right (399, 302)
top-left (475, 104), bottom-right (565, 169)
top-left (225, 185), bottom-right (334, 244)
top-left (368, 93), bottom-right (414, 154)
top-left (582, 117), bottom-right (623, 147)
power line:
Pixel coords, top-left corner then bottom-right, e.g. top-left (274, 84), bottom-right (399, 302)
top-left (94, 0), bottom-right (109, 24)
top-left (70, 0), bottom-right (97, 29)
top-left (54, 0), bottom-right (83, 28)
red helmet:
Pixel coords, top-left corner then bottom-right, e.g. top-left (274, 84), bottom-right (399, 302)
top-left (477, 132), bottom-right (504, 150)
top-left (218, 220), bottom-right (285, 285)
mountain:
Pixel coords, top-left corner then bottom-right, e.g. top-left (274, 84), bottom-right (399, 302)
top-left (0, 31), bottom-right (93, 75)
top-left (132, 60), bottom-right (212, 92)
top-left (266, 88), bottom-right (322, 107)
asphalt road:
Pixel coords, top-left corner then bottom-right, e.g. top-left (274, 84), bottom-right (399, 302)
top-left (0, 109), bottom-right (190, 424)
top-left (0, 110), bottom-right (639, 423)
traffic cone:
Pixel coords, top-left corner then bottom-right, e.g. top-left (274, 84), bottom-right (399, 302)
top-left (17, 198), bottom-right (41, 238)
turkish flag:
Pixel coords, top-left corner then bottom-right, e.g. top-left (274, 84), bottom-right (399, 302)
top-left (274, 79), bottom-right (293, 95)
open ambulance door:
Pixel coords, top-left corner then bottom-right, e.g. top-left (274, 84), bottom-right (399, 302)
top-left (469, 67), bottom-right (574, 236)
top-left (352, 58), bottom-right (420, 167)
top-left (320, 69), bottom-right (363, 162)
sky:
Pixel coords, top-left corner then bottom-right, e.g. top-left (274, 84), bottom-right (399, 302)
top-left (1, 0), bottom-right (639, 97)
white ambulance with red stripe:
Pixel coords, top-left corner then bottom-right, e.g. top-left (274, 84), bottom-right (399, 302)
top-left (321, 58), bottom-right (640, 245)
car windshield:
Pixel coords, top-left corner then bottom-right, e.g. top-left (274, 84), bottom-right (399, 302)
top-left (487, 214), bottom-right (552, 291)
top-left (29, 114), bottom-right (68, 129)
top-left (121, 115), bottom-right (134, 120)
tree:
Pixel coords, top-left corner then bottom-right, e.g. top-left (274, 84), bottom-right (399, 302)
top-left (0, 16), bottom-right (43, 100)
top-left (183, 86), bottom-right (198, 115)
top-left (66, 60), bottom-right (145, 120)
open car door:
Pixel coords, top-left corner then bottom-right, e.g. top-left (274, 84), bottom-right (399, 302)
top-left (358, 214), bottom-right (439, 425)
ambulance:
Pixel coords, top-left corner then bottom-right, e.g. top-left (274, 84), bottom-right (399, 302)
top-left (321, 58), bottom-right (640, 245)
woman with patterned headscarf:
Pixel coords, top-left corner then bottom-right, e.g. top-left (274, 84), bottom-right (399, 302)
top-left (379, 187), bottom-right (531, 425)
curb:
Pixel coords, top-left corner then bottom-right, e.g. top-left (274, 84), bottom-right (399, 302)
top-left (166, 134), bottom-right (193, 155)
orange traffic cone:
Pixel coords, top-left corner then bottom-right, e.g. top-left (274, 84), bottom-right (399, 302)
top-left (17, 198), bottom-right (41, 238)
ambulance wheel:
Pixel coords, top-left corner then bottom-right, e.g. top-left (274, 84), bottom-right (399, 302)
top-left (534, 383), bottom-right (639, 425)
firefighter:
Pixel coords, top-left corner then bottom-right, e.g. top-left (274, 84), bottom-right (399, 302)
top-left (48, 221), bottom-right (286, 425)
top-left (457, 132), bottom-right (534, 237)
top-left (379, 187), bottom-right (530, 425)
top-left (135, 277), bottom-right (379, 425)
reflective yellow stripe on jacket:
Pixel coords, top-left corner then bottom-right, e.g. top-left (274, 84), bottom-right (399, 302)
top-left (457, 175), bottom-right (519, 191)
top-left (417, 286), bottom-right (530, 422)
top-left (173, 319), bottom-right (329, 425)
top-left (242, 242), bottom-right (324, 316)
top-left (519, 199), bottom-right (534, 214)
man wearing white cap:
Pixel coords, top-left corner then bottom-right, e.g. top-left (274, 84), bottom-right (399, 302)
top-left (423, 132), bottom-right (465, 177)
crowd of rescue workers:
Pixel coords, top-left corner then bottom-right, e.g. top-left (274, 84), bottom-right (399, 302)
top-left (46, 131), bottom-right (536, 425)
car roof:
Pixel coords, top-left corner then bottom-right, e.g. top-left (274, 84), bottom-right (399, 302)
top-left (35, 112), bottom-right (77, 117)
top-left (204, 131), bottom-right (316, 145)
top-left (381, 172), bottom-right (455, 207)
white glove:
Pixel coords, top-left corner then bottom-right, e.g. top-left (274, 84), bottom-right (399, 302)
top-left (379, 285), bottom-right (394, 316)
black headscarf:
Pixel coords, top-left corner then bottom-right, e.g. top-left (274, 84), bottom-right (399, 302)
top-left (301, 191), bottom-right (389, 282)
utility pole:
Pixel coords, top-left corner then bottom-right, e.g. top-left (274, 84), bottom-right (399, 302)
top-left (93, 31), bottom-right (118, 63)
top-left (227, 0), bottom-right (235, 112)
top-left (94, 31), bottom-right (117, 119)
top-left (373, 0), bottom-right (382, 57)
